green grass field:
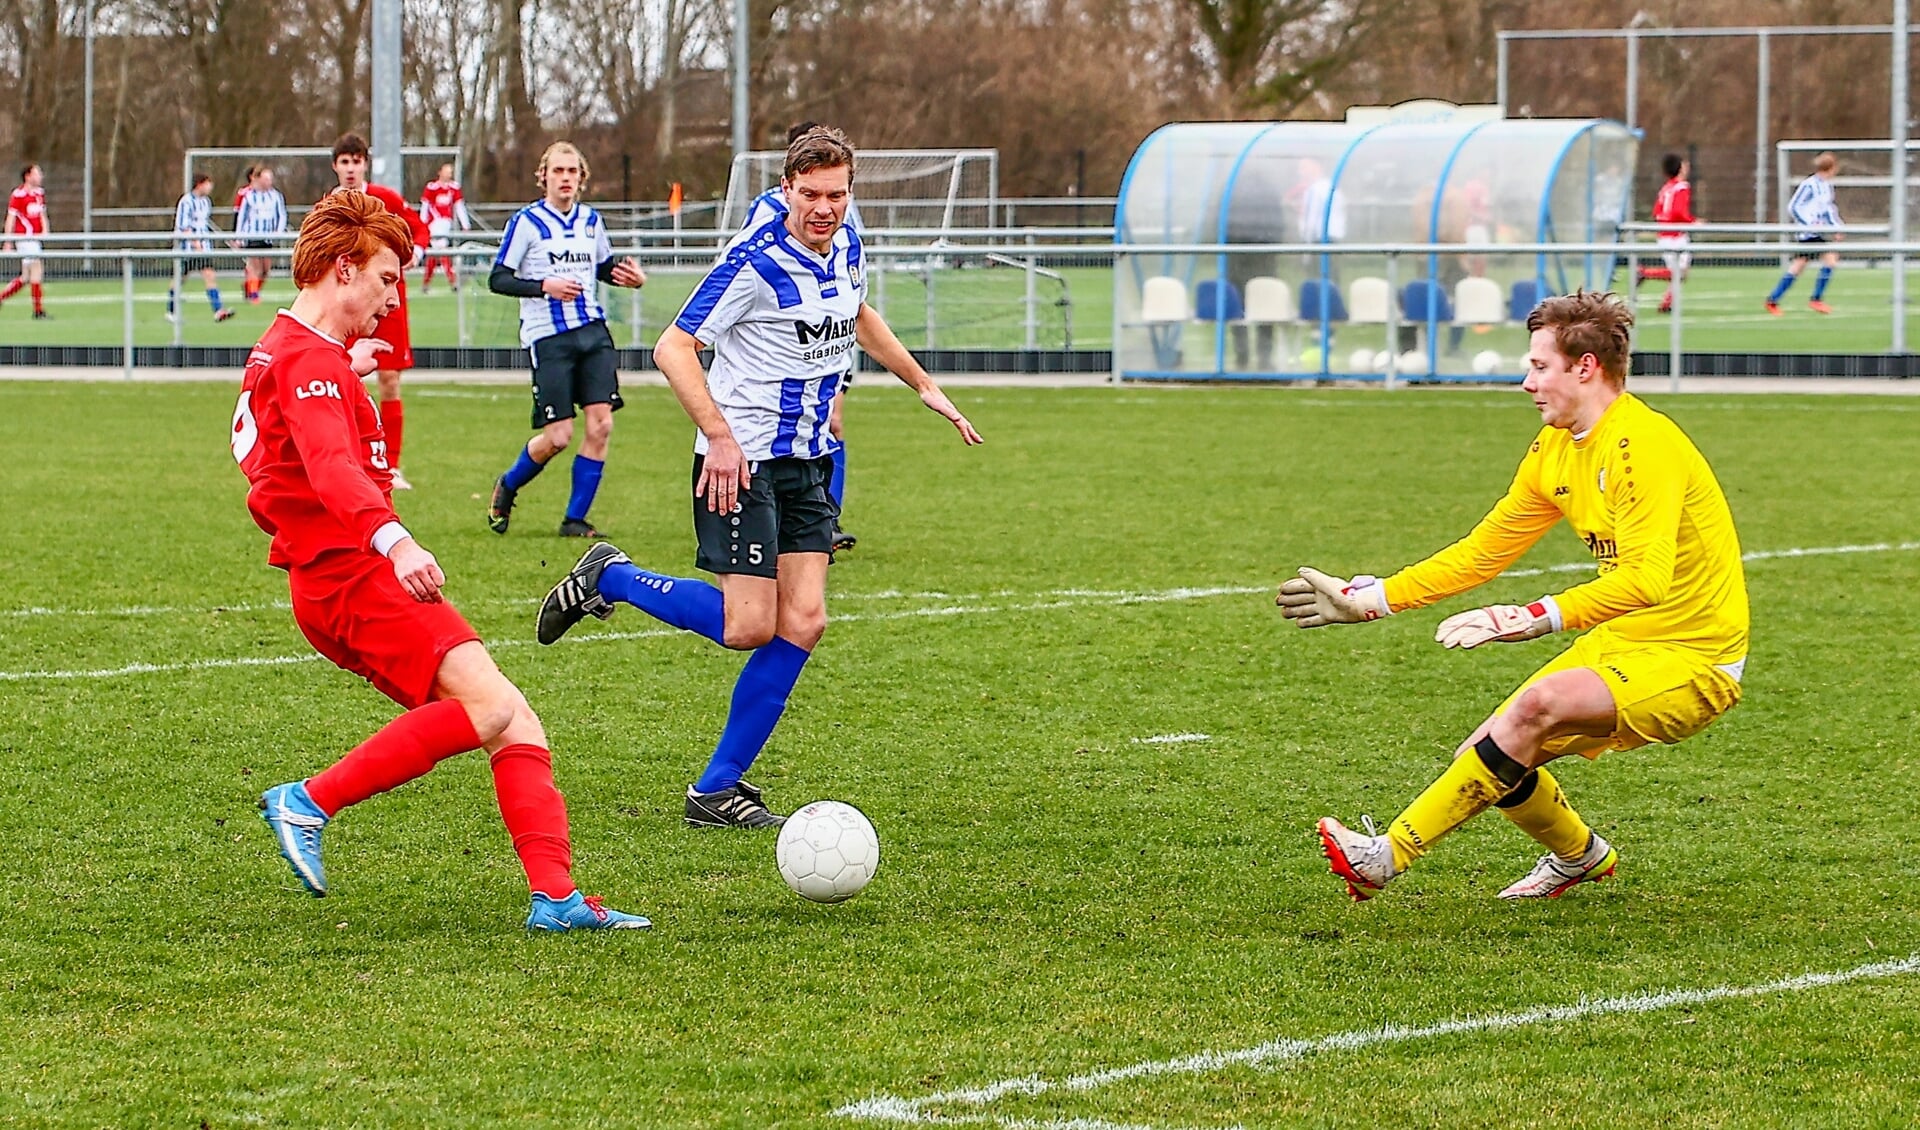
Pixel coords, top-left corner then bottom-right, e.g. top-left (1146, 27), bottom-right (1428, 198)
top-left (2, 261), bottom-right (1909, 357)
top-left (3, 380), bottom-right (1920, 1127)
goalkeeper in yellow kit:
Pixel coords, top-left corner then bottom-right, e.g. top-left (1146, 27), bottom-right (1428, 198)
top-left (1278, 292), bottom-right (1748, 901)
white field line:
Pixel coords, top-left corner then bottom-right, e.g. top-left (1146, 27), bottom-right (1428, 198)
top-left (5, 539), bottom-right (1918, 681)
top-left (1132, 733), bottom-right (1211, 745)
top-left (834, 954), bottom-right (1920, 1125)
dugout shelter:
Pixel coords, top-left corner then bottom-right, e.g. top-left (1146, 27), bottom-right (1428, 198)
top-left (1113, 116), bottom-right (1639, 382)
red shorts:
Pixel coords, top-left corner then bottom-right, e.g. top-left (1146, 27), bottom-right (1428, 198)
top-left (288, 549), bottom-right (479, 708)
top-left (370, 277), bottom-right (414, 370)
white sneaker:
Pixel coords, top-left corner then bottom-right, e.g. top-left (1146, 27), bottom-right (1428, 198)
top-left (388, 467), bottom-right (413, 491)
top-left (1498, 833), bottom-right (1617, 900)
top-left (1317, 816), bottom-right (1396, 901)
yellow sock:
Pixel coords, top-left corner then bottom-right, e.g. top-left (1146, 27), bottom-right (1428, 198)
top-left (1387, 750), bottom-right (1511, 873)
top-left (1493, 766), bottom-right (1592, 860)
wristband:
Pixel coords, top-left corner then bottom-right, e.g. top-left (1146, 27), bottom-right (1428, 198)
top-left (371, 521), bottom-right (411, 557)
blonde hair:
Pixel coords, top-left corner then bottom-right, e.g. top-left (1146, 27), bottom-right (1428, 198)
top-left (292, 192), bottom-right (412, 288)
top-left (1814, 152), bottom-right (1838, 175)
top-left (1525, 290), bottom-right (1635, 386)
top-left (536, 142), bottom-right (589, 187)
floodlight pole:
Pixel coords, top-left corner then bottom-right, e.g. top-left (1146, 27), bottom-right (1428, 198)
top-left (1893, 1), bottom-right (1910, 354)
top-left (1755, 31), bottom-right (1770, 225)
top-left (731, 0), bottom-right (750, 156)
top-left (371, 0), bottom-right (403, 190)
top-left (83, 0), bottom-right (94, 266)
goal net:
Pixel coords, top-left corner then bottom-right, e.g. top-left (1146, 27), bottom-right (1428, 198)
top-left (182, 147), bottom-right (465, 223)
top-left (1775, 140), bottom-right (1919, 229)
top-left (717, 149), bottom-right (998, 234)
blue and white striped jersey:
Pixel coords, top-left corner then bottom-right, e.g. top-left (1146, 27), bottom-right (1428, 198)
top-left (174, 192), bottom-right (214, 252)
top-left (494, 200), bottom-right (614, 346)
top-left (1788, 174), bottom-right (1841, 233)
top-left (740, 186), bottom-right (865, 234)
top-left (234, 187), bottom-right (287, 236)
top-left (674, 217), bottom-right (867, 461)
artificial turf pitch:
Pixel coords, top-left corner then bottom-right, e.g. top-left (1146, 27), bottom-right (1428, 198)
top-left (1, 379), bottom-right (1917, 1127)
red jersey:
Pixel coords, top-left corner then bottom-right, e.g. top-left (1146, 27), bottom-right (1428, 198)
top-left (232, 312), bottom-right (400, 569)
top-left (7, 185), bottom-right (47, 236)
top-left (1653, 177), bottom-right (1695, 238)
top-left (419, 180), bottom-right (468, 227)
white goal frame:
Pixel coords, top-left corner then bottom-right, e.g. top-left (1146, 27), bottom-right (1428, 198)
top-left (717, 148), bottom-right (999, 233)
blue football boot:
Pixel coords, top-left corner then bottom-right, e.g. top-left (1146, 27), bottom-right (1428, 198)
top-left (259, 781), bottom-right (329, 896)
top-left (526, 891), bottom-right (651, 931)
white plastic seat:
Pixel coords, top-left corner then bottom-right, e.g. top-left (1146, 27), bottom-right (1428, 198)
top-left (1243, 277), bottom-right (1295, 323)
top-left (1453, 276), bottom-right (1503, 325)
top-left (1141, 276), bottom-right (1189, 324)
top-left (1347, 276), bottom-right (1390, 324)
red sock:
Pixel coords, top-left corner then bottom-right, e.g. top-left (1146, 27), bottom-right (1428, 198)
top-left (305, 698), bottom-right (481, 815)
top-left (30, 283), bottom-right (43, 312)
top-left (0, 279), bottom-right (21, 301)
top-left (489, 743), bottom-right (576, 897)
top-left (381, 398), bottom-right (405, 467)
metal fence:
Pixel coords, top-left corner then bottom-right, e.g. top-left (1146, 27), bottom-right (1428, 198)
top-left (5, 225), bottom-right (1915, 382)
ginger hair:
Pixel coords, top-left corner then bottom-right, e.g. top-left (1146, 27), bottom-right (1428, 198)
top-left (292, 191), bottom-right (412, 288)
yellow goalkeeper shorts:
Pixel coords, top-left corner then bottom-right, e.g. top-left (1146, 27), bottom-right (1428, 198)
top-left (1499, 629), bottom-right (1744, 759)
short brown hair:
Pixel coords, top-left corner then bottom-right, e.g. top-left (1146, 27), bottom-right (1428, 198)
top-left (292, 191), bottom-right (412, 288)
top-left (1526, 290), bottom-right (1634, 385)
top-left (331, 133), bottom-right (369, 161)
top-left (783, 126), bottom-right (855, 184)
top-left (1814, 151), bottom-right (1838, 174)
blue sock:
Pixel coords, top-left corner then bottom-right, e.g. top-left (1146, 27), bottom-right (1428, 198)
top-left (695, 637), bottom-right (811, 793)
top-left (1768, 273), bottom-right (1796, 303)
top-left (166, 289), bottom-right (177, 315)
top-left (597, 562), bottom-right (725, 644)
top-left (566, 455), bottom-right (604, 523)
top-left (502, 445), bottom-right (546, 490)
top-left (1813, 266), bottom-right (1833, 300)
top-left (208, 287), bottom-right (223, 312)
top-left (828, 444), bottom-right (847, 508)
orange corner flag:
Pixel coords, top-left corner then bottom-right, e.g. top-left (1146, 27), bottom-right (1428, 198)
top-left (668, 183), bottom-right (684, 217)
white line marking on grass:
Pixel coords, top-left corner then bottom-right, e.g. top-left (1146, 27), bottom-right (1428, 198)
top-left (1132, 733), bottom-right (1211, 744)
top-left (0, 653), bottom-right (327, 681)
top-left (834, 954), bottom-right (1920, 1125)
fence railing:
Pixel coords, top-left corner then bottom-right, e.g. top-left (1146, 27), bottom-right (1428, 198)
top-left (5, 232), bottom-right (1914, 381)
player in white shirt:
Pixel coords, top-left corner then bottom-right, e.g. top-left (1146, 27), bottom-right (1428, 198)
top-left (233, 166), bottom-right (287, 304)
top-left (485, 142), bottom-right (646, 539)
top-left (536, 127), bottom-right (982, 829)
top-left (1766, 151), bottom-right (1844, 315)
top-left (169, 173), bottom-right (235, 323)
top-left (739, 121), bottom-right (868, 553)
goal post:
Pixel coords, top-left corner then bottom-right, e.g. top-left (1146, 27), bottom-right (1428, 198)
top-left (182, 146), bottom-right (463, 217)
top-left (717, 149), bottom-right (999, 233)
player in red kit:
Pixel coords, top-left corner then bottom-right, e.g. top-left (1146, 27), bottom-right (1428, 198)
top-left (418, 162), bottom-right (471, 291)
top-left (240, 191), bottom-right (647, 931)
top-left (1635, 153), bottom-right (1699, 315)
top-left (330, 133), bottom-right (430, 490)
top-left (2, 164), bottom-right (50, 318)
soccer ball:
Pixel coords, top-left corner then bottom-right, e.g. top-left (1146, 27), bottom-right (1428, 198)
top-left (1397, 350), bottom-right (1428, 375)
top-left (1472, 350), bottom-right (1505, 375)
top-left (776, 800), bottom-right (880, 903)
top-left (1297, 346), bottom-right (1324, 369)
top-left (1371, 349), bottom-right (1395, 372)
top-left (1347, 347), bottom-right (1374, 372)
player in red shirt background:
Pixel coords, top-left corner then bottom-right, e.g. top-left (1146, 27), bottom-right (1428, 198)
top-left (330, 133), bottom-right (430, 490)
top-left (1635, 153), bottom-right (1699, 315)
top-left (418, 162), bottom-right (471, 291)
top-left (2, 163), bottom-right (50, 318)
top-left (239, 191), bottom-right (647, 931)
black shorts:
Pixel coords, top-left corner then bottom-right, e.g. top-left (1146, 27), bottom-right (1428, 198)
top-left (243, 240), bottom-right (275, 251)
top-left (692, 454), bottom-right (838, 577)
top-left (180, 257), bottom-right (215, 274)
top-left (528, 321), bottom-right (623, 428)
top-left (1795, 235), bottom-right (1830, 247)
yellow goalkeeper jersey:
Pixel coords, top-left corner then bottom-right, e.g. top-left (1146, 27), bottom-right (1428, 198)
top-left (1381, 392), bottom-right (1748, 665)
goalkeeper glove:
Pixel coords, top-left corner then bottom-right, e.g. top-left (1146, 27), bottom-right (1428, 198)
top-left (1433, 598), bottom-right (1561, 649)
top-left (1276, 567), bottom-right (1392, 628)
